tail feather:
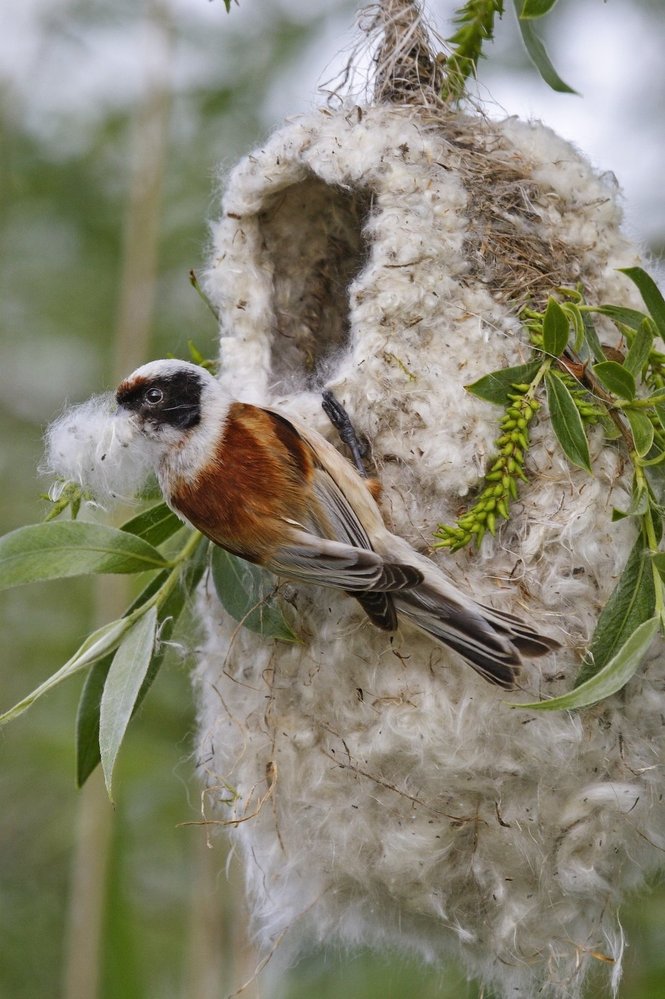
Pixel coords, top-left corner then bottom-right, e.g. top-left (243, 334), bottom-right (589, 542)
top-left (351, 590), bottom-right (397, 631)
top-left (476, 602), bottom-right (560, 658)
top-left (394, 583), bottom-right (557, 689)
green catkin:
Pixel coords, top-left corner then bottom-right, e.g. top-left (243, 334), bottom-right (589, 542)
top-left (434, 388), bottom-right (539, 551)
top-left (436, 289), bottom-right (665, 552)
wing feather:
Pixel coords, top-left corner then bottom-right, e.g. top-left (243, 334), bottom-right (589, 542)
top-left (307, 464), bottom-right (374, 550)
top-left (266, 529), bottom-right (422, 592)
top-left (263, 423), bottom-right (422, 595)
top-left (352, 591), bottom-right (397, 631)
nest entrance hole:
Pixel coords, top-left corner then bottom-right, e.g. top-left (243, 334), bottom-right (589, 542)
top-left (258, 176), bottom-right (371, 391)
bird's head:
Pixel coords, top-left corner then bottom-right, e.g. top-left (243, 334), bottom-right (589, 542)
top-left (115, 359), bottom-right (229, 471)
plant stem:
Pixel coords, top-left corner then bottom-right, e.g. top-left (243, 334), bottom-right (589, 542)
top-left (627, 393), bottom-right (665, 408)
top-left (564, 347), bottom-right (636, 451)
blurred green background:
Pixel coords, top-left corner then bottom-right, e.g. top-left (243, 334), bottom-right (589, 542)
top-left (1, 2), bottom-right (664, 997)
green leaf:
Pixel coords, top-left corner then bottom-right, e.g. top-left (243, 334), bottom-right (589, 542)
top-left (210, 548), bottom-right (298, 642)
top-left (545, 371), bottom-right (592, 472)
top-left (0, 522), bottom-right (170, 591)
top-left (592, 304), bottom-right (648, 332)
top-left (99, 607), bottom-right (158, 801)
top-left (623, 319), bottom-right (654, 376)
top-left (3, 532), bottom-right (206, 732)
top-left (611, 476), bottom-right (648, 522)
top-left (626, 409), bottom-right (655, 458)
top-left (75, 538), bottom-right (209, 786)
top-left (542, 297), bottom-right (569, 356)
top-left (519, 0), bottom-right (559, 16)
top-left (512, 1), bottom-right (578, 93)
top-left (514, 617), bottom-right (659, 711)
top-left (579, 310), bottom-right (607, 364)
top-left (131, 536), bottom-right (208, 706)
top-left (653, 401), bottom-right (665, 434)
top-left (598, 414), bottom-right (622, 441)
top-left (619, 266), bottom-right (665, 341)
top-left (651, 552), bottom-right (665, 577)
top-left (592, 361), bottom-right (636, 400)
top-left (76, 655), bottom-right (113, 787)
top-left (565, 303), bottom-right (586, 353)
top-left (0, 616), bottom-right (133, 727)
top-left (465, 359), bottom-right (543, 406)
top-left (121, 503), bottom-right (183, 547)
top-left (576, 532), bottom-right (655, 685)
top-left (645, 460), bottom-right (665, 509)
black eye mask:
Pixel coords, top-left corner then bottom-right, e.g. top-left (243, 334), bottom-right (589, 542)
top-left (117, 370), bottom-right (202, 430)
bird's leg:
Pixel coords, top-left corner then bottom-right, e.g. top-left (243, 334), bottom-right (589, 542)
top-left (321, 390), bottom-right (370, 478)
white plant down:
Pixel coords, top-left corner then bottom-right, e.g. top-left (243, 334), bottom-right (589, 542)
top-left (196, 101), bottom-right (664, 999)
top-left (44, 394), bottom-right (155, 506)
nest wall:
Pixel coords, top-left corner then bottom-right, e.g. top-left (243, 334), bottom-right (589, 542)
top-left (196, 103), bottom-right (663, 998)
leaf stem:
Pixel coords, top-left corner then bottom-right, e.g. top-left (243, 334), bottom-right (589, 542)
top-left (627, 393), bottom-right (665, 408)
top-left (564, 346), bottom-right (636, 452)
top-left (147, 529), bottom-right (204, 611)
top-left (527, 357), bottom-right (551, 394)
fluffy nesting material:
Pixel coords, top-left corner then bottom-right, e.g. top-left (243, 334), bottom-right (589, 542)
top-left (44, 394), bottom-right (154, 505)
top-left (196, 101), bottom-right (661, 999)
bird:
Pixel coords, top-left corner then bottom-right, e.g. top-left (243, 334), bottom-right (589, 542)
top-left (115, 359), bottom-right (558, 689)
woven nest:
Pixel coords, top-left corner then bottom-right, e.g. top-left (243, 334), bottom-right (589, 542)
top-left (194, 4), bottom-right (660, 998)
top-left (361, 0), bottom-right (577, 307)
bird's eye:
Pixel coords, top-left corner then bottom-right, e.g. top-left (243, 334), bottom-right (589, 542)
top-left (145, 387), bottom-right (164, 406)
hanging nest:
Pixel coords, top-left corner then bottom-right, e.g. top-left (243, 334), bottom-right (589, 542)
top-left (195, 2), bottom-right (661, 997)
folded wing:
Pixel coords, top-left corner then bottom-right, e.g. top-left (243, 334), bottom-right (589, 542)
top-left (267, 412), bottom-right (557, 686)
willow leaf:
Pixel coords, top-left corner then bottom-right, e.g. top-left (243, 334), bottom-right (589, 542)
top-left (75, 538), bottom-right (209, 786)
top-left (644, 459), bottom-right (665, 508)
top-left (592, 361), bottom-right (636, 401)
top-left (121, 503), bottom-right (183, 547)
top-left (592, 305), bottom-right (648, 332)
top-left (514, 617), bottom-right (659, 712)
top-left (576, 532), bottom-right (655, 685)
top-left (465, 359), bottom-right (542, 406)
top-left (99, 607), bottom-right (158, 801)
top-left (542, 297), bottom-right (569, 356)
top-left (623, 319), bottom-right (654, 377)
top-left (519, 0), bottom-right (559, 16)
top-left (513, 1), bottom-right (578, 93)
top-left (0, 616), bottom-right (132, 726)
top-left (76, 655), bottom-right (113, 787)
top-left (580, 309), bottom-right (606, 364)
top-left (619, 266), bottom-right (665, 341)
top-left (626, 409), bottom-right (655, 458)
top-left (211, 548), bottom-right (298, 642)
top-left (0, 522), bottom-right (169, 590)
top-left (546, 371), bottom-right (591, 472)
top-left (611, 478), bottom-right (648, 522)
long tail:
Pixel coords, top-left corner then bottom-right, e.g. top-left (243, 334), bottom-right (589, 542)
top-left (393, 584), bottom-right (558, 689)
